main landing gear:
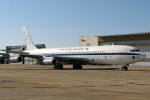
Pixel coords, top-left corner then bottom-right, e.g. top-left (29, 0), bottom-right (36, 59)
top-left (53, 63), bottom-right (83, 70)
top-left (122, 64), bottom-right (129, 71)
top-left (54, 63), bottom-right (63, 70)
top-left (73, 64), bottom-right (83, 70)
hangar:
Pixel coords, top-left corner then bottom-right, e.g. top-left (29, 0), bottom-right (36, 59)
top-left (80, 32), bottom-right (150, 66)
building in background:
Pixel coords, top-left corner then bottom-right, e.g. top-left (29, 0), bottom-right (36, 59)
top-left (6, 44), bottom-right (46, 51)
top-left (80, 32), bottom-right (150, 66)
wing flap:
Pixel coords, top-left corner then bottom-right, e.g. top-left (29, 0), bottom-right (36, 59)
top-left (0, 53), bottom-right (9, 57)
top-left (20, 54), bottom-right (43, 59)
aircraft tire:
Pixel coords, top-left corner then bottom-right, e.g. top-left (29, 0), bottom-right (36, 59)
top-left (54, 64), bottom-right (63, 70)
top-left (73, 64), bottom-right (82, 70)
top-left (122, 66), bottom-right (128, 71)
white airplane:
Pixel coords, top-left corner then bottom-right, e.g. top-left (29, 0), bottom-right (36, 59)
top-left (20, 26), bottom-right (146, 70)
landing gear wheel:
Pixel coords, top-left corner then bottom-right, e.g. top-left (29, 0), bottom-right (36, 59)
top-left (122, 66), bottom-right (128, 71)
top-left (54, 64), bottom-right (63, 70)
top-left (73, 64), bottom-right (83, 70)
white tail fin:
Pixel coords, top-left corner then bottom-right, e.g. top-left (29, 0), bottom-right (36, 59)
top-left (22, 26), bottom-right (37, 50)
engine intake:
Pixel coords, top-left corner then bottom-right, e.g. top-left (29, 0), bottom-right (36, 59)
top-left (10, 56), bottom-right (22, 63)
top-left (41, 57), bottom-right (56, 65)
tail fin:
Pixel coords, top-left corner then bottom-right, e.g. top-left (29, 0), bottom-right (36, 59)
top-left (22, 26), bottom-right (37, 50)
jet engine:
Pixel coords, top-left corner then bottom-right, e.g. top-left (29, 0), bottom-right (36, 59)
top-left (10, 56), bottom-right (22, 63)
top-left (41, 57), bottom-right (56, 65)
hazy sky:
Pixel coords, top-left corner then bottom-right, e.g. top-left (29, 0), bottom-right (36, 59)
top-left (0, 0), bottom-right (150, 48)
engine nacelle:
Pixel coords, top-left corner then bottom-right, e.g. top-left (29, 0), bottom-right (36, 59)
top-left (10, 56), bottom-right (22, 63)
top-left (41, 57), bottom-right (56, 65)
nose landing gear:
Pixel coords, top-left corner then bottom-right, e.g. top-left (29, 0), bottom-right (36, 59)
top-left (122, 64), bottom-right (129, 71)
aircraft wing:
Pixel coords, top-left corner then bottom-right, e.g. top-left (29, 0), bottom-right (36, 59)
top-left (20, 54), bottom-right (43, 59)
top-left (20, 54), bottom-right (89, 64)
top-left (5, 50), bottom-right (28, 55)
top-left (0, 52), bottom-right (9, 57)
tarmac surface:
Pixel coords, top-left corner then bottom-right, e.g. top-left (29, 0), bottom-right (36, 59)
top-left (0, 64), bottom-right (150, 100)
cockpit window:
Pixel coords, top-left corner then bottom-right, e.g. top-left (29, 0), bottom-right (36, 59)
top-left (130, 48), bottom-right (140, 52)
top-left (130, 50), bottom-right (135, 52)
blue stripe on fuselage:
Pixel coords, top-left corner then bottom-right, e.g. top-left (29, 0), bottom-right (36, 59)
top-left (47, 53), bottom-right (141, 56)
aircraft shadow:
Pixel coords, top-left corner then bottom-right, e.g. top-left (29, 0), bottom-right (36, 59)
top-left (2, 67), bottom-right (150, 71)
top-left (22, 68), bottom-right (150, 72)
top-left (10, 68), bottom-right (121, 70)
top-left (72, 68), bottom-right (120, 70)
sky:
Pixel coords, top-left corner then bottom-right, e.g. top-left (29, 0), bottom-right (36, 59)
top-left (0, 0), bottom-right (150, 49)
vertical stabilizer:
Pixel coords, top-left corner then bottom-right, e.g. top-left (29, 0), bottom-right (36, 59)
top-left (22, 26), bottom-right (37, 50)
